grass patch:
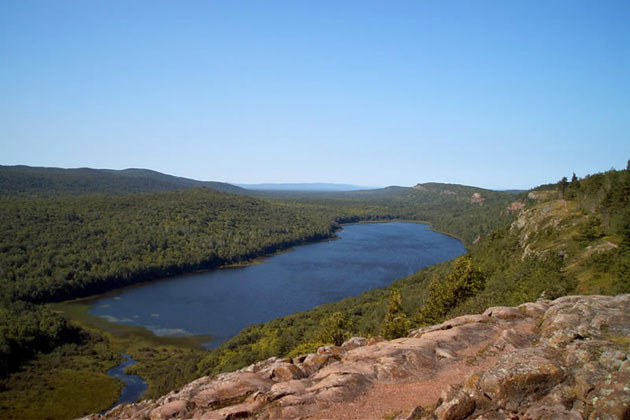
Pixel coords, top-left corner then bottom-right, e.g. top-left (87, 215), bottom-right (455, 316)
top-left (50, 299), bottom-right (209, 400)
top-left (609, 335), bottom-right (630, 352)
top-left (0, 345), bottom-right (122, 420)
top-left (383, 410), bottom-right (403, 420)
top-left (0, 369), bottom-right (120, 420)
top-left (50, 299), bottom-right (212, 349)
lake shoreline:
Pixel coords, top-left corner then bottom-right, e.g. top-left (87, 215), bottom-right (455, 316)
top-left (53, 219), bottom-right (465, 350)
top-left (85, 222), bottom-right (465, 347)
top-left (60, 218), bottom-right (464, 308)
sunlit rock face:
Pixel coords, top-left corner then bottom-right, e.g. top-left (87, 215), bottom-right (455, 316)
top-left (89, 294), bottom-right (630, 420)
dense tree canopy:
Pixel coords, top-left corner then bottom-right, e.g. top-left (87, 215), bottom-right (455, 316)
top-left (0, 188), bottom-right (347, 303)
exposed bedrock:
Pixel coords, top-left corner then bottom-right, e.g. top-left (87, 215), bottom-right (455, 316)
top-left (89, 294), bottom-right (630, 420)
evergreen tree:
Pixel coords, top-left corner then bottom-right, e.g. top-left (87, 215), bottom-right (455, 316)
top-left (381, 287), bottom-right (411, 339)
top-left (558, 176), bottom-right (569, 198)
top-left (620, 211), bottom-right (630, 250)
top-left (571, 173), bottom-right (578, 183)
top-left (319, 312), bottom-right (351, 346)
top-left (566, 173), bottom-right (580, 199)
top-left (417, 256), bottom-right (485, 325)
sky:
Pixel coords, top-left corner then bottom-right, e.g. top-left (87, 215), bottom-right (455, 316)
top-left (1, 1), bottom-right (629, 190)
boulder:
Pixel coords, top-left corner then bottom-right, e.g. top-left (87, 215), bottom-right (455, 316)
top-left (341, 336), bottom-right (369, 350)
top-left (269, 363), bottom-right (304, 382)
top-left (434, 387), bottom-right (475, 420)
top-left (149, 400), bottom-right (190, 419)
top-left (476, 349), bottom-right (564, 409)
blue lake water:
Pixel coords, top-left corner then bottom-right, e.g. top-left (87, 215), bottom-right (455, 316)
top-left (88, 222), bottom-right (465, 348)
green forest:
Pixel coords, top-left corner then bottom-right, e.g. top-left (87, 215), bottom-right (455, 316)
top-left (0, 165), bottom-right (246, 197)
top-left (0, 165), bottom-right (628, 419)
top-left (1, 189), bottom-right (344, 303)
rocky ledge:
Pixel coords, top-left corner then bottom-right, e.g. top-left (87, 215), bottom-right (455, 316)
top-left (90, 294), bottom-right (630, 419)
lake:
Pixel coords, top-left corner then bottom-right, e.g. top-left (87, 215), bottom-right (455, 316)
top-left (88, 222), bottom-right (465, 348)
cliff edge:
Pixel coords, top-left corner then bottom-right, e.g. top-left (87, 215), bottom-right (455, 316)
top-left (90, 294), bottom-right (630, 419)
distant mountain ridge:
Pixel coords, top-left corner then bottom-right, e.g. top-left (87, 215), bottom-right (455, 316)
top-left (236, 182), bottom-right (376, 191)
top-left (0, 165), bottom-right (246, 197)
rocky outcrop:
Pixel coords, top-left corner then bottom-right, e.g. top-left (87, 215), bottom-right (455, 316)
top-left (90, 295), bottom-right (630, 420)
top-left (506, 201), bottom-right (524, 212)
top-left (413, 185), bottom-right (429, 192)
top-left (509, 198), bottom-right (583, 261)
top-left (469, 193), bottom-right (484, 204)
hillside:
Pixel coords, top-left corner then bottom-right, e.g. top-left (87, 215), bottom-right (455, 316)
top-left (258, 183), bottom-right (517, 246)
top-left (0, 165), bottom-right (246, 196)
top-left (0, 188), bottom-right (350, 303)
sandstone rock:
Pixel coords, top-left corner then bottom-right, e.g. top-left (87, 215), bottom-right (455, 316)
top-left (341, 336), bottom-right (368, 350)
top-left (409, 314), bottom-right (489, 338)
top-left (470, 192), bottom-right (484, 204)
top-left (191, 373), bottom-right (271, 409)
top-left (298, 353), bottom-right (340, 376)
top-left (491, 328), bottom-right (534, 352)
top-left (316, 345), bottom-right (346, 355)
top-left (270, 363), bottom-right (304, 381)
top-left (517, 301), bottom-right (549, 317)
top-left (268, 380), bottom-right (306, 401)
top-left (434, 387), bottom-right (475, 420)
top-left (216, 401), bottom-right (262, 419)
top-left (368, 336), bottom-right (385, 345)
top-left (276, 391), bottom-right (315, 407)
top-left (476, 348), bottom-right (564, 409)
top-left (149, 400), bottom-right (189, 419)
top-left (482, 306), bottom-right (524, 320)
top-left (434, 347), bottom-right (456, 360)
top-left (93, 295), bottom-right (630, 420)
top-left (506, 201), bottom-right (525, 212)
top-left (241, 356), bottom-right (278, 373)
top-left (309, 372), bottom-right (369, 402)
top-left (588, 370), bottom-right (630, 420)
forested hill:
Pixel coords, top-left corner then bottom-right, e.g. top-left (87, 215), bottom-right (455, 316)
top-left (0, 188), bottom-right (337, 303)
top-left (0, 165), bottom-right (246, 197)
top-left (256, 182), bottom-right (518, 246)
top-left (350, 182), bottom-right (516, 204)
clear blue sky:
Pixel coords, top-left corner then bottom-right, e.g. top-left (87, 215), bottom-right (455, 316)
top-left (1, 1), bottom-right (628, 189)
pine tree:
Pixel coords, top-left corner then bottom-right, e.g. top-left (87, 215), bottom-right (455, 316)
top-left (381, 288), bottom-right (411, 339)
top-left (319, 312), bottom-right (351, 346)
top-left (559, 177), bottom-right (569, 198)
top-left (417, 256), bottom-right (485, 325)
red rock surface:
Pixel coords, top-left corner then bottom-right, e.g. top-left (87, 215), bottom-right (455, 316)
top-left (89, 294), bottom-right (630, 420)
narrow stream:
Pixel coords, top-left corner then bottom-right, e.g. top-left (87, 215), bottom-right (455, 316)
top-left (107, 353), bottom-right (148, 406)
